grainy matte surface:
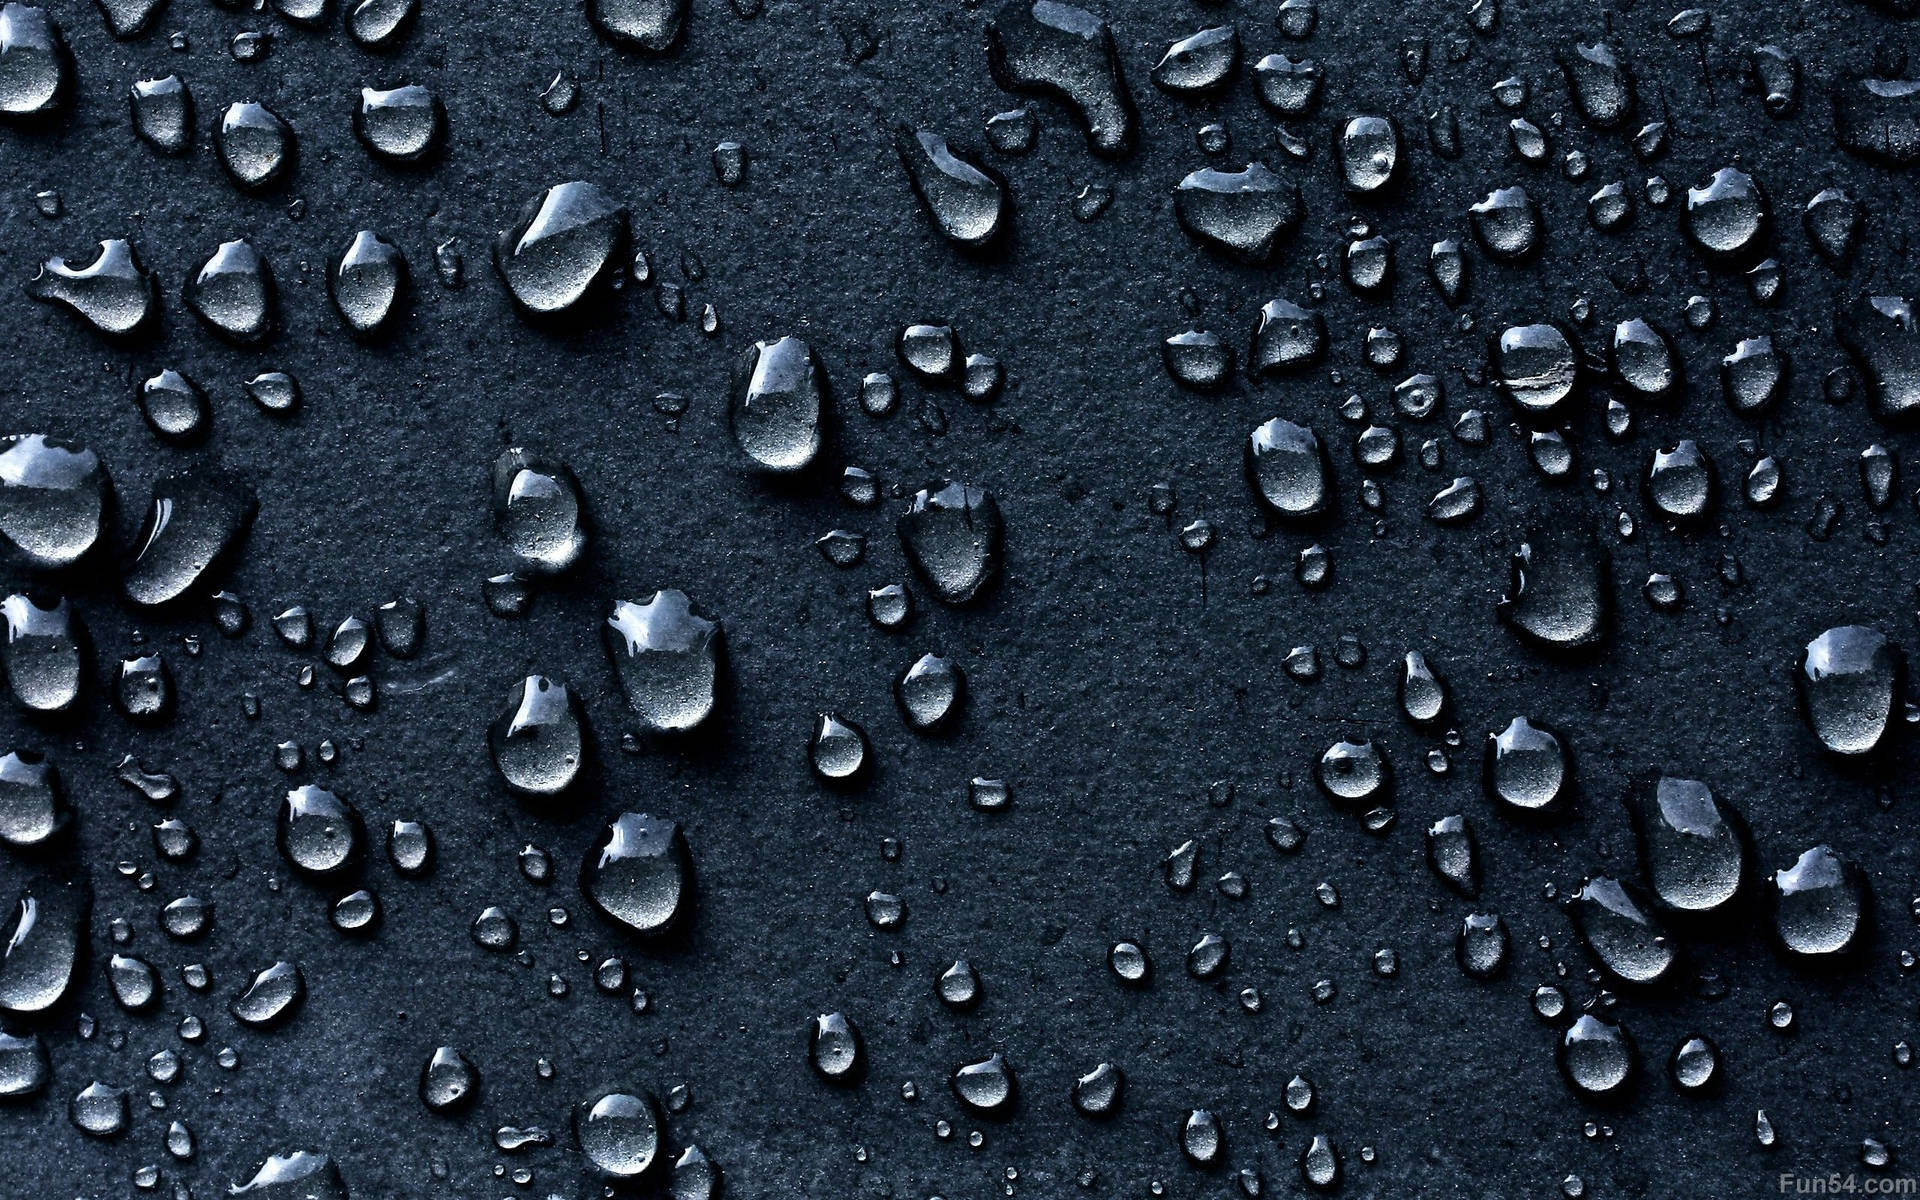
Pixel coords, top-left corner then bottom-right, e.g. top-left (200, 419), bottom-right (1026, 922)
top-left (3, 0), bottom-right (1920, 1196)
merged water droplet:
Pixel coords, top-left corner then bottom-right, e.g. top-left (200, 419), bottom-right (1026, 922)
top-left (1837, 295), bottom-right (1920, 424)
top-left (588, 0), bottom-right (685, 52)
top-left (985, 0), bottom-right (1137, 160)
top-left (1174, 163), bottom-right (1300, 262)
top-left (26, 238), bottom-right (156, 337)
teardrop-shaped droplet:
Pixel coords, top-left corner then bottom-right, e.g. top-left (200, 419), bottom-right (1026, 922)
top-left (489, 675), bottom-right (584, 796)
top-left (951, 1052), bottom-right (1017, 1115)
top-left (807, 711), bottom-right (869, 786)
top-left (1071, 1061), bottom-right (1123, 1117)
top-left (808, 1011), bottom-right (865, 1083)
top-left (897, 128), bottom-right (1008, 251)
top-left (1569, 876), bottom-right (1677, 985)
top-left (420, 1045), bottom-right (477, 1113)
top-left (1485, 716), bottom-right (1570, 816)
top-left (182, 238), bottom-right (275, 343)
top-left (328, 229), bottom-right (407, 336)
top-left (1609, 317), bottom-right (1678, 401)
top-left (277, 785), bottom-right (363, 878)
top-left (229, 960), bottom-right (305, 1028)
top-left (1398, 650), bottom-right (1448, 725)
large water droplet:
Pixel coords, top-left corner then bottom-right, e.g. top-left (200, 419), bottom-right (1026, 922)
top-left (605, 591), bottom-right (723, 734)
top-left (493, 181), bottom-right (629, 317)
top-left (985, 0), bottom-right (1136, 160)
top-left (1797, 625), bottom-right (1898, 756)
top-left (581, 812), bottom-right (691, 937)
top-left (730, 336), bottom-right (825, 474)
top-left (489, 675), bottom-right (584, 796)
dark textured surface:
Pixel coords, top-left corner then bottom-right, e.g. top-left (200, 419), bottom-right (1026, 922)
top-left (4, 0), bottom-right (1920, 1196)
